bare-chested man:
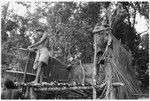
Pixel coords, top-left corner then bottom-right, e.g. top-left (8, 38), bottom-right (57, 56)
top-left (28, 29), bottom-right (49, 83)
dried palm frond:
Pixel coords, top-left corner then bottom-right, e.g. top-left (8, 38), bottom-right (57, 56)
top-left (96, 34), bottom-right (141, 99)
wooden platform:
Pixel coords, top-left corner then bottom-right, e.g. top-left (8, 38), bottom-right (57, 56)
top-left (17, 82), bottom-right (106, 99)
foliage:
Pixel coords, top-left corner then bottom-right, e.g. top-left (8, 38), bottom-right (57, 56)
top-left (1, 1), bottom-right (149, 93)
top-left (1, 3), bottom-right (31, 70)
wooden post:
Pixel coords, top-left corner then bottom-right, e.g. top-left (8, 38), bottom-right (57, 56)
top-left (93, 33), bottom-right (97, 99)
top-left (23, 50), bottom-right (30, 83)
top-left (79, 60), bottom-right (85, 85)
top-left (110, 87), bottom-right (116, 99)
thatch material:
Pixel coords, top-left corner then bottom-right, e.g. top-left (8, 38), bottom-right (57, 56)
top-left (96, 33), bottom-right (141, 99)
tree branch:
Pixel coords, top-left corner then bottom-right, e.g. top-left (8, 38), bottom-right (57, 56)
top-left (137, 27), bottom-right (149, 35)
top-left (41, 2), bottom-right (54, 11)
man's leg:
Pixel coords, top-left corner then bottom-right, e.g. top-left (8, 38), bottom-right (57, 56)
top-left (40, 67), bottom-right (44, 84)
top-left (31, 62), bottom-right (43, 83)
top-left (40, 62), bottom-right (47, 83)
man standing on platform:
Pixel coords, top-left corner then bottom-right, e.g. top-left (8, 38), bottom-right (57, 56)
top-left (28, 29), bottom-right (49, 84)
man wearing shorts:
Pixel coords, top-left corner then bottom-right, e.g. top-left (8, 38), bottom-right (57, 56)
top-left (28, 29), bottom-right (49, 83)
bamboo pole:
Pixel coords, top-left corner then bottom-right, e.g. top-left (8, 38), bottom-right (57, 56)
top-left (23, 50), bottom-right (30, 83)
top-left (93, 33), bottom-right (97, 99)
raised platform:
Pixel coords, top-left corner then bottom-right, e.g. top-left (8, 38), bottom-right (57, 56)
top-left (16, 82), bottom-right (105, 99)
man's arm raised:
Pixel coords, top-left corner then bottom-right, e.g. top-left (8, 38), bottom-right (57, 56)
top-left (28, 33), bottom-right (48, 49)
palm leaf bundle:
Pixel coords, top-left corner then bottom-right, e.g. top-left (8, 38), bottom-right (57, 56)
top-left (97, 34), bottom-right (141, 99)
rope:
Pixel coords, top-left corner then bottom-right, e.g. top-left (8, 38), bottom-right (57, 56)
top-left (97, 45), bottom-right (109, 67)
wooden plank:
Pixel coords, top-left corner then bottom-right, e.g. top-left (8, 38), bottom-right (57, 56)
top-left (6, 70), bottom-right (36, 76)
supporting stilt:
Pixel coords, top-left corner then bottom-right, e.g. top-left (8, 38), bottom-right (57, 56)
top-left (23, 50), bottom-right (31, 83)
top-left (93, 34), bottom-right (98, 99)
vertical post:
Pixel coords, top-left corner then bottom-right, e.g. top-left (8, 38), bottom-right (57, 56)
top-left (51, 43), bottom-right (54, 57)
top-left (110, 87), bottom-right (116, 99)
top-left (79, 60), bottom-right (85, 85)
top-left (93, 33), bottom-right (97, 99)
top-left (23, 50), bottom-right (30, 83)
